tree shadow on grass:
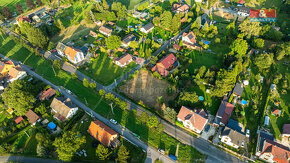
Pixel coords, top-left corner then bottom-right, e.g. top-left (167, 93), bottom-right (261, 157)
top-left (0, 40), bottom-right (16, 54)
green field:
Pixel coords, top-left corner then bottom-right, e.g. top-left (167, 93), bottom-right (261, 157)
top-left (79, 54), bottom-right (137, 86)
top-left (0, 0), bottom-right (27, 13)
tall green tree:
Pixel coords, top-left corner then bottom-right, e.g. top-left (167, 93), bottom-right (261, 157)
top-left (164, 107), bottom-right (177, 122)
top-left (147, 116), bottom-right (159, 128)
top-left (35, 103), bottom-right (47, 115)
top-left (275, 42), bottom-right (289, 60)
top-left (20, 22), bottom-right (48, 48)
top-left (2, 80), bottom-right (35, 116)
top-left (160, 11), bottom-right (172, 30)
top-left (106, 35), bottom-right (121, 49)
top-left (178, 92), bottom-right (199, 107)
top-left (83, 78), bottom-right (89, 87)
top-left (230, 39), bottom-right (248, 57)
top-left (53, 131), bottom-right (86, 162)
top-left (252, 38), bottom-right (264, 49)
top-left (2, 7), bottom-right (12, 18)
top-left (117, 145), bottom-right (130, 163)
top-left (16, 4), bottom-right (23, 14)
top-left (26, 0), bottom-right (36, 10)
top-left (96, 144), bottom-right (111, 160)
top-left (238, 19), bottom-right (261, 38)
top-left (171, 14), bottom-right (181, 31)
top-left (254, 53), bottom-right (274, 71)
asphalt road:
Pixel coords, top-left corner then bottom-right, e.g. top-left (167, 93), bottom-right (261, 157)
top-left (19, 64), bottom-right (174, 163)
top-left (0, 156), bottom-right (68, 163)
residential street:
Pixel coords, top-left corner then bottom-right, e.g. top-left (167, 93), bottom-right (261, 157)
top-left (0, 156), bottom-right (69, 163)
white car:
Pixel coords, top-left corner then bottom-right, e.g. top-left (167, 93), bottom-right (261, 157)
top-left (241, 140), bottom-right (245, 147)
top-left (246, 129), bottom-right (250, 137)
top-left (110, 119), bottom-right (117, 124)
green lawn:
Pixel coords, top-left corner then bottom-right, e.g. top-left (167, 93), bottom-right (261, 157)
top-left (114, 0), bottom-right (144, 10)
top-left (79, 53), bottom-right (137, 86)
top-left (0, 0), bottom-right (27, 13)
top-left (188, 51), bottom-right (223, 72)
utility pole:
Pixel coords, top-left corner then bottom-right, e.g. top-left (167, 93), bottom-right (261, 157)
top-left (51, 65), bottom-right (56, 76)
top-left (110, 103), bottom-right (114, 114)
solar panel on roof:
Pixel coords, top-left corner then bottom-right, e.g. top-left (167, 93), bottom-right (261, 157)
top-left (188, 34), bottom-right (193, 39)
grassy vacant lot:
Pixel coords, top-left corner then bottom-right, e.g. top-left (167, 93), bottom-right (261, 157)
top-left (119, 70), bottom-right (178, 109)
top-left (188, 51), bottom-right (223, 73)
top-left (113, 0), bottom-right (143, 10)
top-left (80, 54), bottom-right (137, 86)
top-left (0, 0), bottom-right (27, 12)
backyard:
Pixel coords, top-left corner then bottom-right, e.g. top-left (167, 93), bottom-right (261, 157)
top-left (118, 70), bottom-right (179, 110)
top-left (79, 53), bottom-right (137, 86)
top-left (0, 0), bottom-right (27, 12)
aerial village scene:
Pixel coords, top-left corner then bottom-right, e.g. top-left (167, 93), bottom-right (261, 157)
top-left (0, 0), bottom-right (289, 162)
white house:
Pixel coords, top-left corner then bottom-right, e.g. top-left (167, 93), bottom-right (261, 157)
top-left (7, 65), bottom-right (27, 83)
top-left (56, 42), bottom-right (85, 64)
top-left (221, 127), bottom-right (247, 149)
top-left (50, 97), bottom-right (78, 121)
top-left (121, 34), bottom-right (136, 47)
top-left (182, 31), bottom-right (197, 45)
top-left (113, 54), bottom-right (133, 67)
top-left (236, 6), bottom-right (250, 17)
top-left (140, 22), bottom-right (154, 34)
top-left (99, 25), bottom-right (113, 36)
top-left (177, 106), bottom-right (208, 134)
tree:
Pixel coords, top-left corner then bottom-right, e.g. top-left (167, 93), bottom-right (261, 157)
top-left (2, 80), bottom-right (35, 116)
top-left (147, 116), bottom-right (158, 128)
top-left (53, 131), bottom-right (86, 162)
top-left (71, 73), bottom-right (78, 79)
top-left (140, 112), bottom-right (148, 123)
top-left (26, 0), bottom-right (36, 9)
top-left (106, 35), bottom-right (121, 49)
top-left (254, 53), bottom-right (274, 71)
top-left (35, 103), bottom-right (47, 115)
top-left (90, 82), bottom-right (97, 89)
top-left (273, 73), bottom-right (282, 84)
top-left (105, 93), bottom-right (115, 101)
top-left (102, 0), bottom-right (109, 10)
top-left (275, 42), bottom-right (289, 60)
top-left (230, 39), bottom-right (248, 57)
top-left (238, 19), bottom-right (261, 38)
top-left (178, 92), bottom-right (199, 107)
top-left (36, 143), bottom-right (47, 157)
top-left (36, 0), bottom-right (43, 6)
top-left (153, 17), bottom-right (160, 26)
top-left (83, 78), bottom-right (89, 87)
top-left (0, 13), bottom-right (4, 21)
top-left (20, 23), bottom-right (48, 48)
top-left (129, 41), bottom-right (138, 49)
top-left (117, 145), bottom-right (130, 163)
top-left (252, 38), bottom-right (264, 49)
top-left (2, 7), bottom-right (12, 18)
top-left (53, 59), bottom-right (61, 69)
top-left (16, 4), bottom-right (23, 14)
top-left (160, 11), bottom-right (172, 30)
top-left (226, 21), bottom-right (236, 36)
top-left (150, 56), bottom-right (158, 65)
top-left (171, 14), bottom-right (181, 31)
top-left (164, 107), bottom-right (176, 122)
top-left (99, 89), bottom-right (106, 96)
top-left (96, 144), bottom-right (111, 160)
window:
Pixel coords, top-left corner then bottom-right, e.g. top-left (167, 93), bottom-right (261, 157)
top-left (99, 135), bottom-right (101, 139)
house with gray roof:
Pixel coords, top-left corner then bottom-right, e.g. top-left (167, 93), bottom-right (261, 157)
top-left (50, 97), bottom-right (78, 121)
top-left (121, 34), bottom-right (136, 47)
top-left (221, 126), bottom-right (247, 148)
top-left (233, 83), bottom-right (244, 97)
top-left (140, 23), bottom-right (154, 34)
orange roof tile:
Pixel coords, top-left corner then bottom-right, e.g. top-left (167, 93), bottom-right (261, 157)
top-left (88, 120), bottom-right (118, 147)
top-left (177, 106), bottom-right (208, 131)
top-left (262, 139), bottom-right (290, 163)
top-left (64, 47), bottom-right (81, 61)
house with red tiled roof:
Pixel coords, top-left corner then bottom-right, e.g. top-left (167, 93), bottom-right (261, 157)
top-left (56, 42), bottom-right (85, 64)
top-left (177, 106), bottom-right (208, 134)
top-left (7, 65), bottom-right (27, 83)
top-left (172, 3), bottom-right (190, 13)
top-left (39, 88), bottom-right (56, 101)
top-left (281, 124), bottom-right (290, 148)
top-left (0, 60), bottom-right (15, 77)
top-left (272, 108), bottom-right (281, 116)
top-left (214, 101), bottom-right (234, 126)
top-left (151, 53), bottom-right (178, 77)
top-left (257, 139), bottom-right (290, 163)
top-left (113, 54), bottom-right (133, 67)
top-left (16, 16), bottom-right (31, 25)
top-left (88, 120), bottom-right (120, 148)
top-left (14, 116), bottom-right (23, 124)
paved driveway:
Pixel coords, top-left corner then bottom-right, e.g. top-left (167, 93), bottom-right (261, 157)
top-left (201, 124), bottom-right (216, 140)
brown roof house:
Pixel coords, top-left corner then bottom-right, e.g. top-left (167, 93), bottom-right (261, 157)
top-left (177, 106), bottom-right (208, 134)
top-left (50, 97), bottom-right (78, 121)
top-left (0, 60), bottom-right (15, 77)
top-left (113, 54), bottom-right (133, 68)
top-left (39, 88), bottom-right (56, 101)
top-left (88, 120), bottom-right (120, 148)
top-left (221, 127), bottom-right (247, 149)
top-left (99, 26), bottom-right (113, 37)
top-left (214, 101), bottom-right (234, 126)
top-left (7, 65), bottom-right (27, 83)
top-left (172, 3), bottom-right (190, 13)
top-left (14, 116), bottom-right (23, 124)
top-left (25, 109), bottom-right (40, 125)
top-left (256, 139), bottom-right (290, 163)
top-left (56, 42), bottom-right (85, 64)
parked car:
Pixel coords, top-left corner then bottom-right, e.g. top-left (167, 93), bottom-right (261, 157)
top-left (132, 133), bottom-right (140, 139)
top-left (241, 140), bottom-right (245, 147)
top-left (110, 119), bottom-right (117, 124)
top-left (246, 129), bottom-right (250, 137)
top-left (158, 149), bottom-right (165, 155)
top-left (169, 154), bottom-right (177, 161)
